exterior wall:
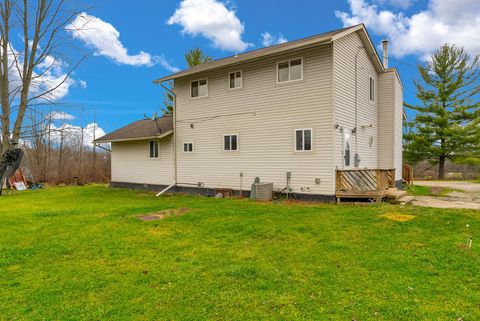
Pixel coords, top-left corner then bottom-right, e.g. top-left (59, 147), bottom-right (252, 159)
top-left (111, 135), bottom-right (174, 185)
top-left (377, 69), bottom-right (403, 180)
top-left (377, 71), bottom-right (395, 168)
top-left (393, 73), bottom-right (403, 181)
top-left (332, 31), bottom-right (379, 170)
top-left (174, 44), bottom-right (335, 195)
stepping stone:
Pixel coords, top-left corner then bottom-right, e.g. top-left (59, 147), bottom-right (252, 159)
top-left (397, 195), bottom-right (415, 204)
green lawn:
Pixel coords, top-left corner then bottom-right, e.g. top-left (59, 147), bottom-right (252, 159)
top-left (0, 186), bottom-right (479, 321)
top-left (405, 184), bottom-right (433, 196)
top-left (405, 184), bottom-right (463, 197)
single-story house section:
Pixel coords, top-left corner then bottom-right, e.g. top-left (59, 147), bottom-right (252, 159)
top-left (95, 116), bottom-right (175, 187)
top-left (95, 23), bottom-right (403, 202)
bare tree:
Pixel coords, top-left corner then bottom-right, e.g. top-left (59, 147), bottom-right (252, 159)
top-left (0, 0), bottom-right (85, 164)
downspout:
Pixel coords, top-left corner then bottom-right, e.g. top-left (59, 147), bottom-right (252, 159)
top-left (156, 81), bottom-right (177, 197)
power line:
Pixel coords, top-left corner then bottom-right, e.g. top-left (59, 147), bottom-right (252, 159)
top-left (176, 111), bottom-right (256, 125)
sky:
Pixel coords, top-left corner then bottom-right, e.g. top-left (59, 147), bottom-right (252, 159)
top-left (39, 0), bottom-right (480, 138)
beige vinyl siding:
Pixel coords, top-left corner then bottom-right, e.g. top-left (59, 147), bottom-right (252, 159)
top-left (393, 74), bottom-right (403, 180)
top-left (377, 69), bottom-right (403, 180)
top-left (333, 31), bottom-right (378, 169)
top-left (174, 44), bottom-right (335, 195)
top-left (377, 71), bottom-right (395, 168)
top-left (111, 136), bottom-right (174, 185)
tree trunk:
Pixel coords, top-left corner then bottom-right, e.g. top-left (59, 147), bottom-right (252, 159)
top-left (438, 155), bottom-right (446, 180)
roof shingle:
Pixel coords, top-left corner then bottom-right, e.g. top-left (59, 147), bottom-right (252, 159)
top-left (95, 116), bottom-right (173, 143)
top-left (153, 25), bottom-right (361, 83)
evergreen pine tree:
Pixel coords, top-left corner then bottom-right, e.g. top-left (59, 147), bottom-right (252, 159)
top-left (404, 44), bottom-right (480, 179)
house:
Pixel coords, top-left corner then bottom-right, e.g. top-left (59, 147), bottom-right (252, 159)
top-left (95, 24), bottom-right (403, 201)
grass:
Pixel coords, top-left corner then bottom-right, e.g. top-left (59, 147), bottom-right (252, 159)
top-left (405, 184), bottom-right (432, 196)
top-left (405, 184), bottom-right (463, 197)
top-left (0, 185), bottom-right (479, 321)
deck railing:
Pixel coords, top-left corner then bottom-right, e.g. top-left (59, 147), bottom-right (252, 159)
top-left (335, 168), bottom-right (396, 199)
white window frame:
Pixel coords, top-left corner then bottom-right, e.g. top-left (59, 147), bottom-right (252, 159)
top-left (369, 77), bottom-right (375, 102)
top-left (183, 142), bottom-right (194, 153)
top-left (294, 128), bottom-right (313, 152)
top-left (149, 140), bottom-right (159, 159)
top-left (223, 134), bottom-right (239, 152)
top-left (228, 70), bottom-right (243, 90)
top-left (190, 78), bottom-right (208, 99)
top-left (277, 57), bottom-right (304, 84)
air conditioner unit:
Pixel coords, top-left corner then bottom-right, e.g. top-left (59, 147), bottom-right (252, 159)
top-left (251, 182), bottom-right (273, 201)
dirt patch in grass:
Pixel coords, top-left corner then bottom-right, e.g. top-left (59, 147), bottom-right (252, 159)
top-left (138, 207), bottom-right (190, 221)
top-left (381, 212), bottom-right (416, 222)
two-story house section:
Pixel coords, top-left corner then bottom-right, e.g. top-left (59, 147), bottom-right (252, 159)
top-left (96, 24), bottom-right (403, 201)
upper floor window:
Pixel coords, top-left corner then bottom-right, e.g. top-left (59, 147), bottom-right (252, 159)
top-left (369, 77), bottom-right (375, 102)
top-left (149, 140), bottom-right (159, 158)
top-left (295, 129), bottom-right (312, 151)
top-left (229, 71), bottom-right (242, 89)
top-left (183, 142), bottom-right (194, 153)
top-left (278, 58), bottom-right (303, 83)
top-left (191, 79), bottom-right (208, 98)
top-left (224, 134), bottom-right (238, 151)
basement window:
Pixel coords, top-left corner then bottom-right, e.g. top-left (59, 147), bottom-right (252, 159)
top-left (183, 142), bottom-right (194, 153)
top-left (191, 79), bottom-right (208, 98)
top-left (295, 129), bottom-right (312, 151)
top-left (229, 71), bottom-right (243, 89)
top-left (224, 134), bottom-right (238, 151)
top-left (149, 140), bottom-right (159, 158)
top-left (369, 77), bottom-right (375, 102)
top-left (278, 58), bottom-right (303, 83)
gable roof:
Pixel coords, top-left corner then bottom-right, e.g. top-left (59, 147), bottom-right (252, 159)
top-left (154, 24), bottom-right (384, 83)
top-left (94, 116), bottom-right (173, 143)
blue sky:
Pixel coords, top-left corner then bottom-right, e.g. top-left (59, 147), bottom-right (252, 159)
top-left (52, 0), bottom-right (479, 135)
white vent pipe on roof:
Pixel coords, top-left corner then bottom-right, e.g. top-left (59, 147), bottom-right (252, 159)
top-left (382, 39), bottom-right (389, 69)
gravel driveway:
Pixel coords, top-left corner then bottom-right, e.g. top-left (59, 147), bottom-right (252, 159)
top-left (411, 180), bottom-right (480, 210)
top-left (414, 180), bottom-right (480, 193)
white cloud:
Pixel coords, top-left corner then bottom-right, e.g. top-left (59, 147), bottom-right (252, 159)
top-left (49, 122), bottom-right (106, 148)
top-left (154, 56), bottom-right (180, 73)
top-left (79, 80), bottom-right (87, 88)
top-left (335, 0), bottom-right (480, 59)
top-left (48, 111), bottom-right (75, 121)
top-left (168, 0), bottom-right (250, 52)
top-left (68, 12), bottom-right (179, 72)
top-left (261, 32), bottom-right (288, 47)
top-left (2, 44), bottom-right (78, 101)
top-left (31, 60), bottom-right (76, 101)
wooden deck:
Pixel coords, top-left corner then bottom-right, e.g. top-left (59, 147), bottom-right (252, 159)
top-left (335, 169), bottom-right (396, 202)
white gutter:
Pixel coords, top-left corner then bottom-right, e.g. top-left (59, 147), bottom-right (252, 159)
top-left (94, 130), bottom-right (174, 144)
top-left (156, 181), bottom-right (176, 197)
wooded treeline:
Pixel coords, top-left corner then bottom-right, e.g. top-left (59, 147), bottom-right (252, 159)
top-left (19, 111), bottom-right (110, 185)
top-left (22, 143), bottom-right (110, 185)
